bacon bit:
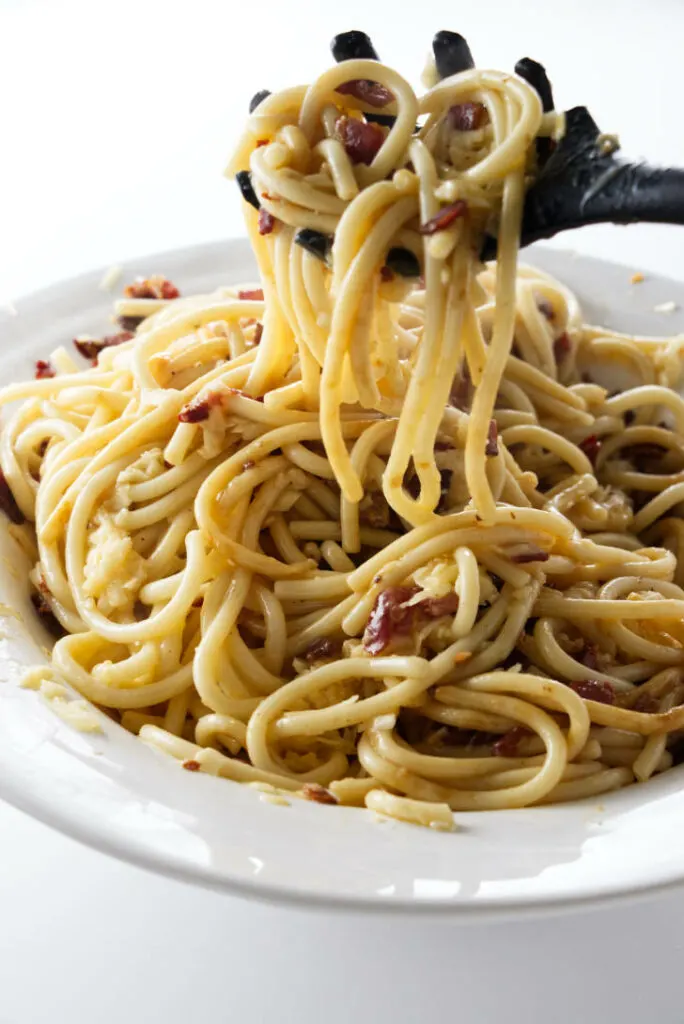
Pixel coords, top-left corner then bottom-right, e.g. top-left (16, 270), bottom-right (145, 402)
top-left (255, 139), bottom-right (269, 147)
top-left (419, 200), bottom-right (468, 236)
top-left (570, 679), bottom-right (616, 704)
top-left (448, 102), bottom-right (488, 131)
top-left (424, 593), bottom-right (460, 617)
top-left (258, 209), bottom-right (275, 235)
top-left (492, 726), bottom-right (530, 757)
top-left (363, 586), bottom-right (420, 655)
top-left (303, 637), bottom-right (343, 664)
top-left (238, 288), bottom-right (264, 301)
top-left (363, 587), bottom-right (459, 655)
top-left (485, 419), bottom-right (499, 457)
top-left (0, 471), bottom-right (24, 524)
top-left (124, 276), bottom-right (180, 300)
top-left (34, 360), bottom-right (55, 380)
top-left (537, 298), bottom-right (555, 321)
top-left (553, 331), bottom-right (571, 362)
top-left (223, 386), bottom-right (265, 403)
top-left (30, 591), bottom-right (64, 638)
top-left (335, 115), bottom-right (385, 166)
top-left (74, 331), bottom-right (133, 361)
top-left (178, 391), bottom-right (223, 423)
top-left (336, 79), bottom-right (394, 108)
top-left (579, 434), bottom-right (601, 465)
top-left (182, 759), bottom-right (201, 771)
top-left (301, 782), bottom-right (339, 805)
top-left (449, 368), bottom-right (472, 411)
top-left (509, 547), bottom-right (550, 564)
top-left (117, 315), bottom-right (144, 333)
top-left (253, 322), bottom-right (264, 345)
top-left (380, 265), bottom-right (395, 283)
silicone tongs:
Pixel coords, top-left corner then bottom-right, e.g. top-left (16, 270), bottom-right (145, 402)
top-left (332, 30), bottom-right (684, 260)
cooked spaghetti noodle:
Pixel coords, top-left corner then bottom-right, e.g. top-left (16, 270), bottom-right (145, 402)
top-left (4, 42), bottom-right (684, 829)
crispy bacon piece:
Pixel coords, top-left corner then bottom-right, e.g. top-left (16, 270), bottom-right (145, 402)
top-left (553, 331), bottom-right (571, 361)
top-left (336, 79), bottom-right (393, 108)
top-left (335, 115), bottom-right (385, 166)
top-left (182, 759), bottom-right (201, 771)
top-left (570, 679), bottom-right (616, 704)
top-left (492, 726), bottom-right (530, 757)
top-left (74, 331), bottom-right (134, 361)
top-left (448, 102), bottom-right (488, 131)
top-left (449, 367), bottom-right (472, 411)
top-left (117, 315), bottom-right (144, 333)
top-left (124, 276), bottom-right (180, 300)
top-left (364, 586), bottom-right (419, 654)
top-left (302, 782), bottom-right (339, 805)
top-left (253, 322), bottom-right (264, 345)
top-left (363, 586), bottom-right (459, 655)
top-left (303, 637), bottom-right (343, 664)
top-left (485, 419), bottom-right (499, 456)
top-left (424, 593), bottom-right (460, 617)
top-left (34, 360), bottom-right (55, 380)
top-left (0, 470), bottom-right (24, 524)
top-left (258, 209), bottom-right (275, 235)
top-left (237, 288), bottom-right (264, 300)
top-left (579, 434), bottom-right (601, 465)
top-left (509, 547), bottom-right (550, 564)
top-left (178, 391), bottom-right (223, 423)
top-left (419, 200), bottom-right (468, 236)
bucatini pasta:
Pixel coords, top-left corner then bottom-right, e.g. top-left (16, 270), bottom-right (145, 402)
top-left (4, 36), bottom-right (684, 831)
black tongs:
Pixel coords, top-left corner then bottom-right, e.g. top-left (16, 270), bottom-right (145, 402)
top-left (333, 30), bottom-right (684, 259)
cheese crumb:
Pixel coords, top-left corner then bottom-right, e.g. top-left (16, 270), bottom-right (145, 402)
top-left (21, 668), bottom-right (103, 733)
top-left (99, 265), bottom-right (123, 292)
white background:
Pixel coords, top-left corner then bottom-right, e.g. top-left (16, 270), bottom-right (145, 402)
top-left (2, 1), bottom-right (684, 1021)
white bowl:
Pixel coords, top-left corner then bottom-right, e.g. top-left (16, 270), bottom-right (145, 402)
top-left (2, 238), bottom-right (684, 917)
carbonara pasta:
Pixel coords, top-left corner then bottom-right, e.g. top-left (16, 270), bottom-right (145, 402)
top-left (4, 41), bottom-right (684, 830)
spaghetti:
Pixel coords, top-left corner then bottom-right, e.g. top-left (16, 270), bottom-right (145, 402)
top-left (4, 42), bottom-right (684, 830)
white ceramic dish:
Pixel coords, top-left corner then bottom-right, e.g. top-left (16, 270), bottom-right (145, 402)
top-left (2, 238), bottom-right (684, 917)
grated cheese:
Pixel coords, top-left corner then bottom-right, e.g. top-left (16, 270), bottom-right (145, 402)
top-left (99, 265), bottom-right (123, 292)
top-left (21, 668), bottom-right (103, 733)
top-left (83, 510), bottom-right (146, 614)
